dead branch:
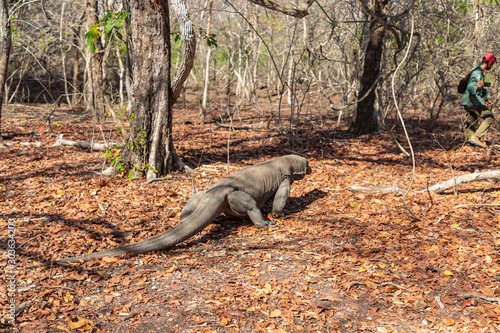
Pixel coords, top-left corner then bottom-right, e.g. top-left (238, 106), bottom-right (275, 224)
top-left (452, 204), bottom-right (500, 209)
top-left (20, 142), bottom-right (42, 147)
top-left (215, 121), bottom-right (263, 131)
top-left (460, 293), bottom-right (500, 305)
top-left (348, 185), bottom-right (404, 195)
top-left (348, 281), bottom-right (406, 291)
top-left (422, 170), bottom-right (500, 194)
top-left (52, 134), bottom-right (118, 151)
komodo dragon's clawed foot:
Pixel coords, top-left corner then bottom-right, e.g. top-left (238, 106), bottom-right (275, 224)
top-left (267, 220), bottom-right (277, 228)
top-left (272, 212), bottom-right (284, 219)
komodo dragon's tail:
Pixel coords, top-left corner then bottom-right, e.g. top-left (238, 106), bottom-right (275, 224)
top-left (29, 189), bottom-right (228, 268)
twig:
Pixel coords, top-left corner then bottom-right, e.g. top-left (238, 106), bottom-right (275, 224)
top-left (18, 284), bottom-right (77, 292)
top-left (452, 204), bottom-right (500, 209)
top-left (434, 295), bottom-right (445, 309)
top-left (46, 95), bottom-right (64, 133)
top-left (17, 234), bottom-right (42, 249)
top-left (460, 293), bottom-right (500, 305)
top-left (215, 122), bottom-right (253, 130)
top-left (283, 148), bottom-right (302, 156)
top-left (347, 281), bottom-right (407, 291)
top-left (390, 13), bottom-right (419, 220)
top-left (387, 128), bottom-right (410, 156)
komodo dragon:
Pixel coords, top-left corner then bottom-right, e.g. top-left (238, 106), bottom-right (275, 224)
top-left (30, 155), bottom-right (312, 267)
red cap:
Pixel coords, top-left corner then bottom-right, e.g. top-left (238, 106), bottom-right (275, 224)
top-left (483, 53), bottom-right (497, 64)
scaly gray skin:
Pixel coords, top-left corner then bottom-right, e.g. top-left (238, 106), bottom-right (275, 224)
top-left (30, 155), bottom-right (312, 267)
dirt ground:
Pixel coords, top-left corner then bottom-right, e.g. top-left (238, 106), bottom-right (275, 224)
top-left (1, 98), bottom-right (500, 333)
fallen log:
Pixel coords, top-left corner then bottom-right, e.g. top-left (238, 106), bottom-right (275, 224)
top-left (422, 170), bottom-right (500, 194)
top-left (52, 134), bottom-right (118, 151)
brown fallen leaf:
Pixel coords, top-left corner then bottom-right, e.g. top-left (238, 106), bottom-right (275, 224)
top-left (441, 317), bottom-right (454, 325)
top-left (269, 309), bottom-right (282, 317)
top-left (479, 286), bottom-right (495, 297)
top-left (413, 299), bottom-right (428, 310)
top-left (57, 326), bottom-right (71, 333)
top-left (68, 316), bottom-right (94, 331)
top-left (461, 298), bottom-right (478, 308)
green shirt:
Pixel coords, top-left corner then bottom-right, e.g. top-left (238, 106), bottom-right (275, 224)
top-left (462, 65), bottom-right (491, 106)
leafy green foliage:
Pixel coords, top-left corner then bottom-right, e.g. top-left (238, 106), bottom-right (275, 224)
top-left (199, 28), bottom-right (218, 47)
top-left (84, 10), bottom-right (130, 53)
top-left (84, 25), bottom-right (101, 53)
top-left (101, 10), bottom-right (130, 43)
top-left (205, 33), bottom-right (218, 48)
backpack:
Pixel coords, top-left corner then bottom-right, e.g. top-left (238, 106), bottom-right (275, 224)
top-left (457, 70), bottom-right (473, 94)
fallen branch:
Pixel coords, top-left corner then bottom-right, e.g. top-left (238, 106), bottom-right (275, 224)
top-left (348, 281), bottom-right (407, 291)
top-left (348, 185), bottom-right (404, 195)
top-left (215, 121), bottom-right (263, 131)
top-left (452, 204), bottom-right (500, 209)
top-left (460, 293), bottom-right (500, 305)
top-left (20, 142), bottom-right (42, 147)
top-left (52, 134), bottom-right (118, 151)
top-left (422, 170), bottom-right (500, 194)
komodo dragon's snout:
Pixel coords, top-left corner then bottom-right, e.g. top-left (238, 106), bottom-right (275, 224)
top-left (29, 154), bottom-right (312, 267)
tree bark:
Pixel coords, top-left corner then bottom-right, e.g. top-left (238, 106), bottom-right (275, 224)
top-left (350, 0), bottom-right (389, 135)
top-left (200, 0), bottom-right (213, 125)
top-left (0, 0), bottom-right (11, 138)
top-left (170, 0), bottom-right (196, 105)
top-left (121, 0), bottom-right (183, 181)
top-left (86, 0), bottom-right (106, 119)
top-left (72, 27), bottom-right (81, 106)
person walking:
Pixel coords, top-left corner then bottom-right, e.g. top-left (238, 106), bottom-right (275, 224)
top-left (462, 53), bottom-right (497, 148)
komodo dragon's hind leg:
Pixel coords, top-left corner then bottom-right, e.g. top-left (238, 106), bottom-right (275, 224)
top-left (180, 191), bottom-right (205, 221)
top-left (227, 191), bottom-right (276, 228)
top-left (272, 179), bottom-right (290, 217)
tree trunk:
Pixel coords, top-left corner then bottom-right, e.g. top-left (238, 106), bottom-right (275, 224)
top-left (200, 0), bottom-right (213, 125)
top-left (170, 0), bottom-right (196, 105)
top-left (72, 28), bottom-right (81, 106)
top-left (121, 0), bottom-right (182, 180)
top-left (86, 0), bottom-right (106, 119)
top-left (350, 0), bottom-right (389, 135)
top-left (0, 0), bottom-right (11, 138)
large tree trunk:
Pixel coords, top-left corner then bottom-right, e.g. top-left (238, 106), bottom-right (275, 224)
top-left (0, 0), bottom-right (11, 138)
top-left (86, 0), bottom-right (106, 119)
top-left (121, 0), bottom-right (182, 180)
top-left (350, 0), bottom-right (389, 135)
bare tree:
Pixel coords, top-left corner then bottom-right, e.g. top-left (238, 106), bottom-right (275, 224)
top-left (0, 0), bottom-right (11, 138)
top-left (86, 0), bottom-right (106, 119)
top-left (200, 0), bottom-right (213, 125)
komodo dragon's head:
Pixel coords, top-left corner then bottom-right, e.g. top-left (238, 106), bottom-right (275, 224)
top-left (285, 155), bottom-right (312, 180)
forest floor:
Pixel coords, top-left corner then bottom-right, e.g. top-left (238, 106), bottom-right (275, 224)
top-left (1, 99), bottom-right (500, 333)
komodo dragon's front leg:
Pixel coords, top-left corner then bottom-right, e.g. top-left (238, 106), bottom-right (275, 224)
top-left (226, 191), bottom-right (276, 228)
top-left (272, 178), bottom-right (291, 217)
